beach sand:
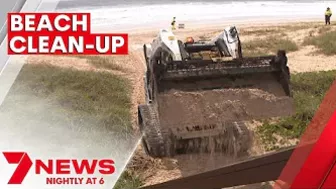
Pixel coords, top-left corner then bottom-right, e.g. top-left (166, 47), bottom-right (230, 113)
top-left (127, 20), bottom-right (336, 187)
top-left (26, 19), bottom-right (336, 188)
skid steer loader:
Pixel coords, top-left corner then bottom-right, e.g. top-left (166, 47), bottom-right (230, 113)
top-left (138, 26), bottom-right (294, 158)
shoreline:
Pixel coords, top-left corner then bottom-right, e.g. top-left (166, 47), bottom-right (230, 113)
top-left (63, 0), bottom-right (336, 34)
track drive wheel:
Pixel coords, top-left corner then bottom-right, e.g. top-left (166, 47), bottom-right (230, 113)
top-left (138, 104), bottom-right (175, 158)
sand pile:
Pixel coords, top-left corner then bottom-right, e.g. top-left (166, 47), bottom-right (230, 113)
top-left (157, 88), bottom-right (294, 129)
top-left (155, 81), bottom-right (294, 155)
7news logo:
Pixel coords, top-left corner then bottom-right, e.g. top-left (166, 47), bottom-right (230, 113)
top-left (3, 152), bottom-right (115, 185)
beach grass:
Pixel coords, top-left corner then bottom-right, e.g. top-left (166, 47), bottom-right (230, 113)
top-left (72, 55), bottom-right (127, 71)
top-left (240, 28), bottom-right (280, 36)
top-left (303, 30), bottom-right (336, 55)
top-left (114, 171), bottom-right (144, 189)
top-left (11, 57), bottom-right (143, 188)
top-left (257, 70), bottom-right (336, 150)
top-left (242, 36), bottom-right (298, 57)
top-left (278, 23), bottom-right (320, 31)
top-left (240, 22), bottom-right (321, 36)
top-left (12, 59), bottom-right (133, 133)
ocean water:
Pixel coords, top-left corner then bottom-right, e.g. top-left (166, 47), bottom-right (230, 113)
top-left (52, 0), bottom-right (336, 31)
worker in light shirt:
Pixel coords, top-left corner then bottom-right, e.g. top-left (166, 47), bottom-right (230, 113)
top-left (171, 17), bottom-right (176, 30)
top-left (325, 7), bottom-right (332, 25)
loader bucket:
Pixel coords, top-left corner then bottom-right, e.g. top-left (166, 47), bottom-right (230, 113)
top-left (155, 51), bottom-right (294, 145)
top-left (139, 50), bottom-right (295, 157)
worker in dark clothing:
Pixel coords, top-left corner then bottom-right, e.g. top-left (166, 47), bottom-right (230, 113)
top-left (325, 7), bottom-right (332, 25)
top-left (171, 17), bottom-right (176, 30)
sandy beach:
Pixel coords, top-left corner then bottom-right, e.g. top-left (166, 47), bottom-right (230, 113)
top-left (126, 20), bottom-right (336, 187)
top-left (25, 17), bottom-right (336, 188)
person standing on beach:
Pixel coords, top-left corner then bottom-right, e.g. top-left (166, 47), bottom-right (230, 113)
top-left (171, 17), bottom-right (176, 30)
top-left (325, 7), bottom-right (332, 25)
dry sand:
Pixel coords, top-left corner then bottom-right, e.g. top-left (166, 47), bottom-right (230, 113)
top-left (27, 20), bottom-right (336, 187)
top-left (129, 21), bottom-right (336, 187)
top-left (158, 87), bottom-right (294, 129)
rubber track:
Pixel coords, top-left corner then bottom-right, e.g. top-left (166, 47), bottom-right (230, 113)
top-left (139, 104), bottom-right (174, 157)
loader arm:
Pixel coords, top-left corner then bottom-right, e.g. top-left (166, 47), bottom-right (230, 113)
top-left (211, 26), bottom-right (242, 59)
top-left (183, 26), bottom-right (242, 59)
